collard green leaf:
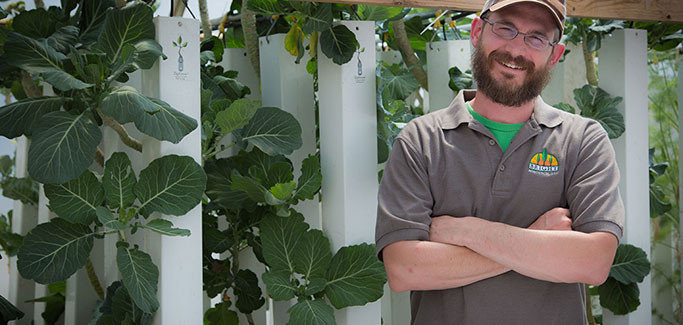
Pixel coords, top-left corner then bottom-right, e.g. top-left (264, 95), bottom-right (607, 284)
top-left (12, 8), bottom-right (56, 39)
top-left (204, 302), bottom-right (238, 325)
top-left (358, 5), bottom-right (403, 21)
top-left (268, 181), bottom-right (296, 202)
top-left (103, 152), bottom-right (137, 210)
top-left (293, 229), bottom-right (332, 278)
top-left (140, 219), bottom-right (190, 237)
top-left (609, 244), bottom-right (650, 285)
top-left (598, 277), bottom-right (640, 315)
top-left (17, 218), bottom-right (94, 284)
top-left (0, 155), bottom-right (11, 176)
top-left (101, 86), bottom-right (197, 144)
top-left (203, 226), bottom-right (234, 254)
top-left (262, 270), bottom-right (296, 301)
top-left (96, 2), bottom-right (155, 63)
top-left (109, 40), bottom-right (165, 82)
top-left (96, 207), bottom-right (126, 231)
top-left (214, 76), bottom-right (251, 101)
top-left (305, 277), bottom-right (327, 296)
top-left (294, 155), bottom-right (322, 201)
top-left (447, 66), bottom-right (473, 93)
top-left (231, 171), bottom-right (267, 202)
top-left (0, 96), bottom-right (63, 138)
top-left (2, 177), bottom-right (38, 205)
top-left (380, 63), bottom-right (419, 101)
top-left (325, 243), bottom-right (387, 308)
top-left (117, 246), bottom-right (159, 313)
top-left (303, 3), bottom-right (332, 34)
top-left (0, 293), bottom-right (25, 322)
top-left (4, 32), bottom-right (92, 91)
top-left (553, 102), bottom-right (576, 114)
top-left (234, 269), bottom-right (265, 314)
top-left (246, 0), bottom-right (288, 15)
top-left (205, 158), bottom-right (249, 211)
top-left (260, 212), bottom-right (309, 273)
top-left (111, 284), bottom-right (150, 325)
top-left (79, 0), bottom-right (116, 44)
top-left (215, 98), bottom-right (260, 134)
top-left (320, 25), bottom-right (359, 65)
top-left (240, 107), bottom-right (302, 156)
top-left (288, 299), bottom-right (335, 325)
top-left (573, 85), bottom-right (625, 139)
top-left (47, 26), bottom-right (80, 54)
top-left (28, 111), bottom-right (102, 184)
top-left (135, 155), bottom-right (207, 217)
top-left (0, 7), bottom-right (7, 19)
top-left (44, 170), bottom-right (104, 225)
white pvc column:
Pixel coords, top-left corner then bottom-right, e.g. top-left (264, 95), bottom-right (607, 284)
top-left (9, 136), bottom-right (37, 325)
top-left (599, 29), bottom-right (651, 325)
top-left (141, 17), bottom-right (203, 325)
top-left (259, 33), bottom-right (320, 228)
top-left (542, 42), bottom-right (586, 107)
top-left (259, 33), bottom-right (320, 324)
top-left (220, 48), bottom-right (261, 101)
top-left (425, 40), bottom-right (470, 112)
top-left (318, 20), bottom-right (381, 324)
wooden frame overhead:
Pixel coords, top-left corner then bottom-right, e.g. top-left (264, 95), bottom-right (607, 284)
top-left (303, 0), bottom-right (683, 23)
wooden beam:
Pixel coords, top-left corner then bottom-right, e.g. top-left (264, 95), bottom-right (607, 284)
top-left (300, 0), bottom-right (683, 23)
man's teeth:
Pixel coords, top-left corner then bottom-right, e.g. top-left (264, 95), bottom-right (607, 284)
top-left (502, 62), bottom-right (522, 69)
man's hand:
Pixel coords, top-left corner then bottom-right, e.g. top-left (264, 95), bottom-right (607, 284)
top-left (528, 208), bottom-right (572, 231)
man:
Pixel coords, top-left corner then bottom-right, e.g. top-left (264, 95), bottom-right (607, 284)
top-left (375, 0), bottom-right (624, 324)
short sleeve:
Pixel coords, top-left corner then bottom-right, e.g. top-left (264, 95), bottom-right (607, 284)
top-left (566, 122), bottom-right (624, 239)
top-left (375, 134), bottom-right (434, 261)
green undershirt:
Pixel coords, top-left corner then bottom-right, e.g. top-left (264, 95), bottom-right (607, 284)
top-left (467, 102), bottom-right (524, 152)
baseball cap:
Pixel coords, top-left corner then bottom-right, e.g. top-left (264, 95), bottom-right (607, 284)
top-left (481, 0), bottom-right (566, 34)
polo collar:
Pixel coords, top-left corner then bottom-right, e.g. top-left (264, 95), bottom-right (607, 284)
top-left (439, 90), bottom-right (563, 129)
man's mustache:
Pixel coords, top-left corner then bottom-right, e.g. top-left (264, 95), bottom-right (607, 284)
top-left (488, 50), bottom-right (535, 72)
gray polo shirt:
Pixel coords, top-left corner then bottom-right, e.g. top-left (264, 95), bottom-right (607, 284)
top-left (376, 90), bottom-right (624, 325)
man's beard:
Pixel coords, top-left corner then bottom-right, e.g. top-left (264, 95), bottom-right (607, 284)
top-left (471, 43), bottom-right (552, 107)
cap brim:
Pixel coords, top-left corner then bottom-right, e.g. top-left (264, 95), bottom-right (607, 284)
top-left (488, 0), bottom-right (564, 33)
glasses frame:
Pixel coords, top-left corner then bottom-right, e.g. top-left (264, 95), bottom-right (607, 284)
top-left (480, 17), bottom-right (558, 51)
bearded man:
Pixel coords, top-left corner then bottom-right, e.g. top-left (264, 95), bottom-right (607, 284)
top-left (375, 0), bottom-right (624, 324)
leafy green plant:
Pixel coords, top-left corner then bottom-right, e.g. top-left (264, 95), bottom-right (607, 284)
top-left (25, 281), bottom-right (66, 325)
top-left (0, 1), bottom-right (209, 320)
top-left (595, 244), bottom-right (651, 315)
top-left (564, 19), bottom-right (625, 86)
top-left (554, 84), bottom-right (625, 139)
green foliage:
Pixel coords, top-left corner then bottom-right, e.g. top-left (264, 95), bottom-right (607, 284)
top-left (597, 244), bottom-right (651, 315)
top-left (0, 293), bottom-right (24, 323)
top-left (117, 246), bottom-right (159, 313)
top-left (564, 19), bottom-right (624, 52)
top-left (320, 25), bottom-right (359, 65)
top-left (260, 213), bottom-right (386, 323)
top-left (204, 301), bottom-right (238, 325)
top-left (25, 281), bottom-right (66, 324)
top-left (93, 281), bottom-right (152, 325)
top-left (448, 66), bottom-right (473, 93)
top-left (44, 169), bottom-right (104, 225)
top-left (554, 85), bottom-right (625, 139)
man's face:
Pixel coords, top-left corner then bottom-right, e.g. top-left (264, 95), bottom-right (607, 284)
top-left (470, 3), bottom-right (565, 107)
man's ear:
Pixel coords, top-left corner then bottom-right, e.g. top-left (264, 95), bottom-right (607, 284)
top-left (471, 17), bottom-right (484, 48)
top-left (547, 43), bottom-right (566, 68)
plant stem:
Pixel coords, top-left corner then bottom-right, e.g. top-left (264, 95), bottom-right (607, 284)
top-left (95, 147), bottom-right (105, 168)
top-left (393, 19), bottom-right (429, 90)
top-left (582, 39), bottom-right (599, 86)
top-left (198, 0), bottom-right (212, 39)
top-left (20, 72), bottom-right (42, 98)
top-left (85, 257), bottom-right (105, 300)
top-left (586, 284), bottom-right (596, 325)
top-left (241, 0), bottom-right (260, 76)
top-left (97, 110), bottom-right (143, 152)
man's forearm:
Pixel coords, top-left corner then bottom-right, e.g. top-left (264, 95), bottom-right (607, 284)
top-left (436, 217), bottom-right (618, 285)
top-left (383, 240), bottom-right (509, 292)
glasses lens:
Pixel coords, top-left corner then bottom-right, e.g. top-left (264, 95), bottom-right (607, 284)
top-left (525, 35), bottom-right (549, 50)
top-left (492, 23), bottom-right (517, 39)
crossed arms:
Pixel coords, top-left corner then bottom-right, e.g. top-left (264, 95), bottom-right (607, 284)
top-left (383, 208), bottom-right (619, 292)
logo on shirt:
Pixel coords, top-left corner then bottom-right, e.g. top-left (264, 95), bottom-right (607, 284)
top-left (528, 149), bottom-right (559, 175)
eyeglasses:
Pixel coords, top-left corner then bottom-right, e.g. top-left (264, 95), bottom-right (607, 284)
top-left (481, 17), bottom-right (557, 51)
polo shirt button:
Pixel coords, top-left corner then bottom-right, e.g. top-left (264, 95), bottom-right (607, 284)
top-left (488, 139), bottom-right (495, 146)
top-left (499, 165), bottom-right (505, 172)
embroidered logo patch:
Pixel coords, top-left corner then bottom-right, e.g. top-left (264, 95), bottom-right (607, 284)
top-left (528, 149), bottom-right (559, 175)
